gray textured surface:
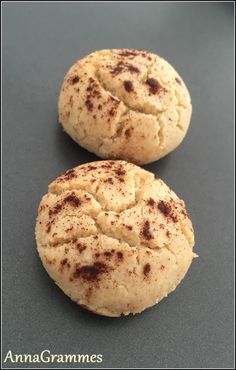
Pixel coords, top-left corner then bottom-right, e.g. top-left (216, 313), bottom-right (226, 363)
top-left (2, 2), bottom-right (234, 369)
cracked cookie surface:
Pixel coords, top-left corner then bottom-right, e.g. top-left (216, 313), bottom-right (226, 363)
top-left (35, 160), bottom-right (195, 317)
top-left (58, 49), bottom-right (192, 164)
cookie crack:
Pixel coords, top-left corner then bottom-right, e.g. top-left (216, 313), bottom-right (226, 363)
top-left (49, 184), bottom-right (103, 208)
top-left (45, 175), bottom-right (192, 254)
top-left (94, 68), bottom-right (165, 117)
top-left (38, 231), bottom-right (134, 250)
top-left (165, 244), bottom-right (178, 261)
top-left (48, 170), bottom-right (153, 212)
top-left (177, 219), bottom-right (193, 248)
top-left (91, 57), bottom-right (171, 148)
top-left (108, 109), bottom-right (129, 142)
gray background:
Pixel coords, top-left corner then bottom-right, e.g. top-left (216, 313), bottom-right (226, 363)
top-left (2, 2), bottom-right (234, 369)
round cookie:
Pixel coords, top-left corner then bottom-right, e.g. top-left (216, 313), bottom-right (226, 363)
top-left (35, 160), bottom-right (196, 317)
top-left (58, 49), bottom-right (192, 165)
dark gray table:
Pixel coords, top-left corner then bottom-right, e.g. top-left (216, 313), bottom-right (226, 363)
top-left (2, 2), bottom-right (234, 369)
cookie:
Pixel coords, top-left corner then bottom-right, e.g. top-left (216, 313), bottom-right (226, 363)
top-left (35, 160), bottom-right (196, 317)
top-left (58, 49), bottom-right (192, 164)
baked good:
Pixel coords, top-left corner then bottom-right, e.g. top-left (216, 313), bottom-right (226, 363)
top-left (58, 49), bottom-right (192, 164)
top-left (35, 160), bottom-right (195, 317)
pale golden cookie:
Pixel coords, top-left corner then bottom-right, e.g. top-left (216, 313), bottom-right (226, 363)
top-left (58, 49), bottom-right (192, 164)
top-left (35, 160), bottom-right (195, 317)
